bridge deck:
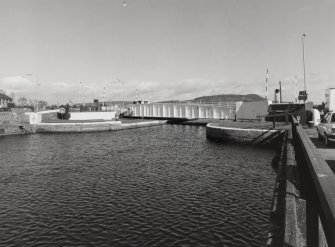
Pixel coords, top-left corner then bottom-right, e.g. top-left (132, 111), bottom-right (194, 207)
top-left (303, 127), bottom-right (335, 172)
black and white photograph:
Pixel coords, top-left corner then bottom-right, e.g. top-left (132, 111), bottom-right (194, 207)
top-left (0, 0), bottom-right (334, 246)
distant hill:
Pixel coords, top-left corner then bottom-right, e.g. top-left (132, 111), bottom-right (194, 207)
top-left (192, 94), bottom-right (265, 103)
top-left (158, 100), bottom-right (183, 104)
top-left (158, 94), bottom-right (265, 104)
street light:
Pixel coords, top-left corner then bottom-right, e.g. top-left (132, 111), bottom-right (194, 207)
top-left (116, 79), bottom-right (125, 107)
top-left (103, 86), bottom-right (106, 107)
top-left (79, 82), bottom-right (83, 104)
top-left (302, 34), bottom-right (307, 93)
top-left (25, 74), bottom-right (39, 112)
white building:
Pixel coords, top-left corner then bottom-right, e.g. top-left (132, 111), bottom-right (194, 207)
top-left (0, 93), bottom-right (13, 108)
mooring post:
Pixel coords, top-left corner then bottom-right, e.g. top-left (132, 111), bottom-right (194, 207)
top-left (291, 118), bottom-right (298, 146)
top-left (273, 111), bottom-right (276, 128)
top-left (285, 109), bottom-right (289, 125)
top-left (306, 187), bottom-right (320, 246)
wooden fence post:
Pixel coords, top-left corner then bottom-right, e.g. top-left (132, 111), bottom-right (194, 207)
top-left (306, 187), bottom-right (320, 246)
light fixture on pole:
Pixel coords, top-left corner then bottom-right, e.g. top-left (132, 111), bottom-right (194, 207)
top-left (79, 82), bottom-right (83, 104)
top-left (301, 34), bottom-right (308, 102)
top-left (274, 89), bottom-right (280, 103)
top-left (103, 86), bottom-right (106, 107)
top-left (302, 34), bottom-right (306, 92)
top-left (265, 69), bottom-right (269, 100)
top-left (279, 81), bottom-right (282, 103)
top-left (25, 74), bottom-right (39, 112)
top-left (116, 79), bottom-right (125, 107)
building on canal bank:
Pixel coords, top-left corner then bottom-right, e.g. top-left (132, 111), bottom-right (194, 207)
top-left (0, 92), bottom-right (13, 109)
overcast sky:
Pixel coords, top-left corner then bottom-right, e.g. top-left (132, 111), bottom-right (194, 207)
top-left (0, 0), bottom-right (334, 104)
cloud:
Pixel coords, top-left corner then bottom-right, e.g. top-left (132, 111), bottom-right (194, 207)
top-left (0, 75), bottom-right (37, 100)
top-left (51, 82), bottom-right (74, 89)
top-left (262, 73), bottom-right (335, 104)
top-left (3, 73), bottom-right (328, 105)
top-left (134, 78), bottom-right (268, 102)
top-left (0, 75), bottom-right (34, 90)
top-left (133, 78), bottom-right (211, 101)
top-left (303, 73), bottom-right (335, 103)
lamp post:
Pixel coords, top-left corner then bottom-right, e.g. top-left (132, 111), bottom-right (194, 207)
top-left (116, 79), bottom-right (125, 107)
top-left (26, 74), bottom-right (39, 112)
top-left (279, 81), bottom-right (282, 103)
top-left (79, 82), bottom-right (83, 104)
top-left (103, 86), bottom-right (106, 107)
top-left (302, 34), bottom-right (307, 93)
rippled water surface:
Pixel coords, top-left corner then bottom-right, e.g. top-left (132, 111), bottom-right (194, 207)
top-left (0, 125), bottom-right (278, 247)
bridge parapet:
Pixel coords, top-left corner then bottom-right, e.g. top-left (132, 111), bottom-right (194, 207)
top-left (292, 117), bottom-right (335, 246)
top-left (129, 102), bottom-right (236, 120)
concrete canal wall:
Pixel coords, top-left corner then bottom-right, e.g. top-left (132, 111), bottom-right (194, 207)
top-left (36, 121), bottom-right (122, 133)
top-left (206, 123), bottom-right (286, 145)
top-left (69, 112), bottom-right (116, 121)
top-left (0, 112), bottom-right (34, 135)
top-left (29, 111), bottom-right (117, 123)
top-left (0, 111), bottom-right (166, 136)
top-left (267, 119), bottom-right (334, 246)
top-left (290, 119), bottom-right (334, 246)
top-left (35, 120), bottom-right (166, 133)
top-left (116, 120), bottom-right (166, 130)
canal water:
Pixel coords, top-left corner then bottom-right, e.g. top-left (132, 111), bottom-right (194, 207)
top-left (0, 125), bottom-right (278, 247)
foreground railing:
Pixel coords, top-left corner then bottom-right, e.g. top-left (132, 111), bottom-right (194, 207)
top-left (292, 117), bottom-right (335, 246)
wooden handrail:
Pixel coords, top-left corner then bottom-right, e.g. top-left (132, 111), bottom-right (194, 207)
top-left (292, 117), bottom-right (335, 246)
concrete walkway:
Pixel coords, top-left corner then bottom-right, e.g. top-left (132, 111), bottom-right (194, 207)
top-left (36, 119), bottom-right (166, 133)
top-left (303, 127), bottom-right (335, 173)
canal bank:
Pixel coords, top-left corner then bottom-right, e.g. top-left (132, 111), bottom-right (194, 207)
top-left (0, 111), bottom-right (167, 135)
top-left (35, 119), bottom-right (167, 133)
top-left (1, 110), bottom-right (286, 137)
top-left (0, 111), bottom-right (33, 135)
top-left (206, 122), bottom-right (287, 146)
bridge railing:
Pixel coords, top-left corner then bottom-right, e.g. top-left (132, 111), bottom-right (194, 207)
top-left (197, 101), bottom-right (236, 108)
top-left (150, 101), bottom-right (237, 108)
top-left (292, 117), bottom-right (335, 246)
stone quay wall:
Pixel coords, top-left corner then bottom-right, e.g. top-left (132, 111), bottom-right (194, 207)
top-left (0, 112), bottom-right (34, 135)
top-left (41, 112), bottom-right (59, 122)
top-left (206, 123), bottom-right (286, 146)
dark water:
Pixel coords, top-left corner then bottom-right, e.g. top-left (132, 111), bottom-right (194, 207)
top-left (0, 125), bottom-right (277, 247)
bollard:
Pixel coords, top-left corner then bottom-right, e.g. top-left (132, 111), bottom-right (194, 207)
top-left (285, 110), bottom-right (289, 125)
top-left (273, 112), bottom-right (276, 128)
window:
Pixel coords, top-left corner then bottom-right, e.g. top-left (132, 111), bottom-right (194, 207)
top-left (331, 114), bottom-right (335, 123)
top-left (323, 113), bottom-right (330, 123)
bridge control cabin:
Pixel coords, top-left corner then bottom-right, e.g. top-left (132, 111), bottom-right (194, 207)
top-left (266, 102), bottom-right (313, 124)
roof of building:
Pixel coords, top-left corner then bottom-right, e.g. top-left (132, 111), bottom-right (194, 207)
top-left (0, 93), bottom-right (12, 100)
